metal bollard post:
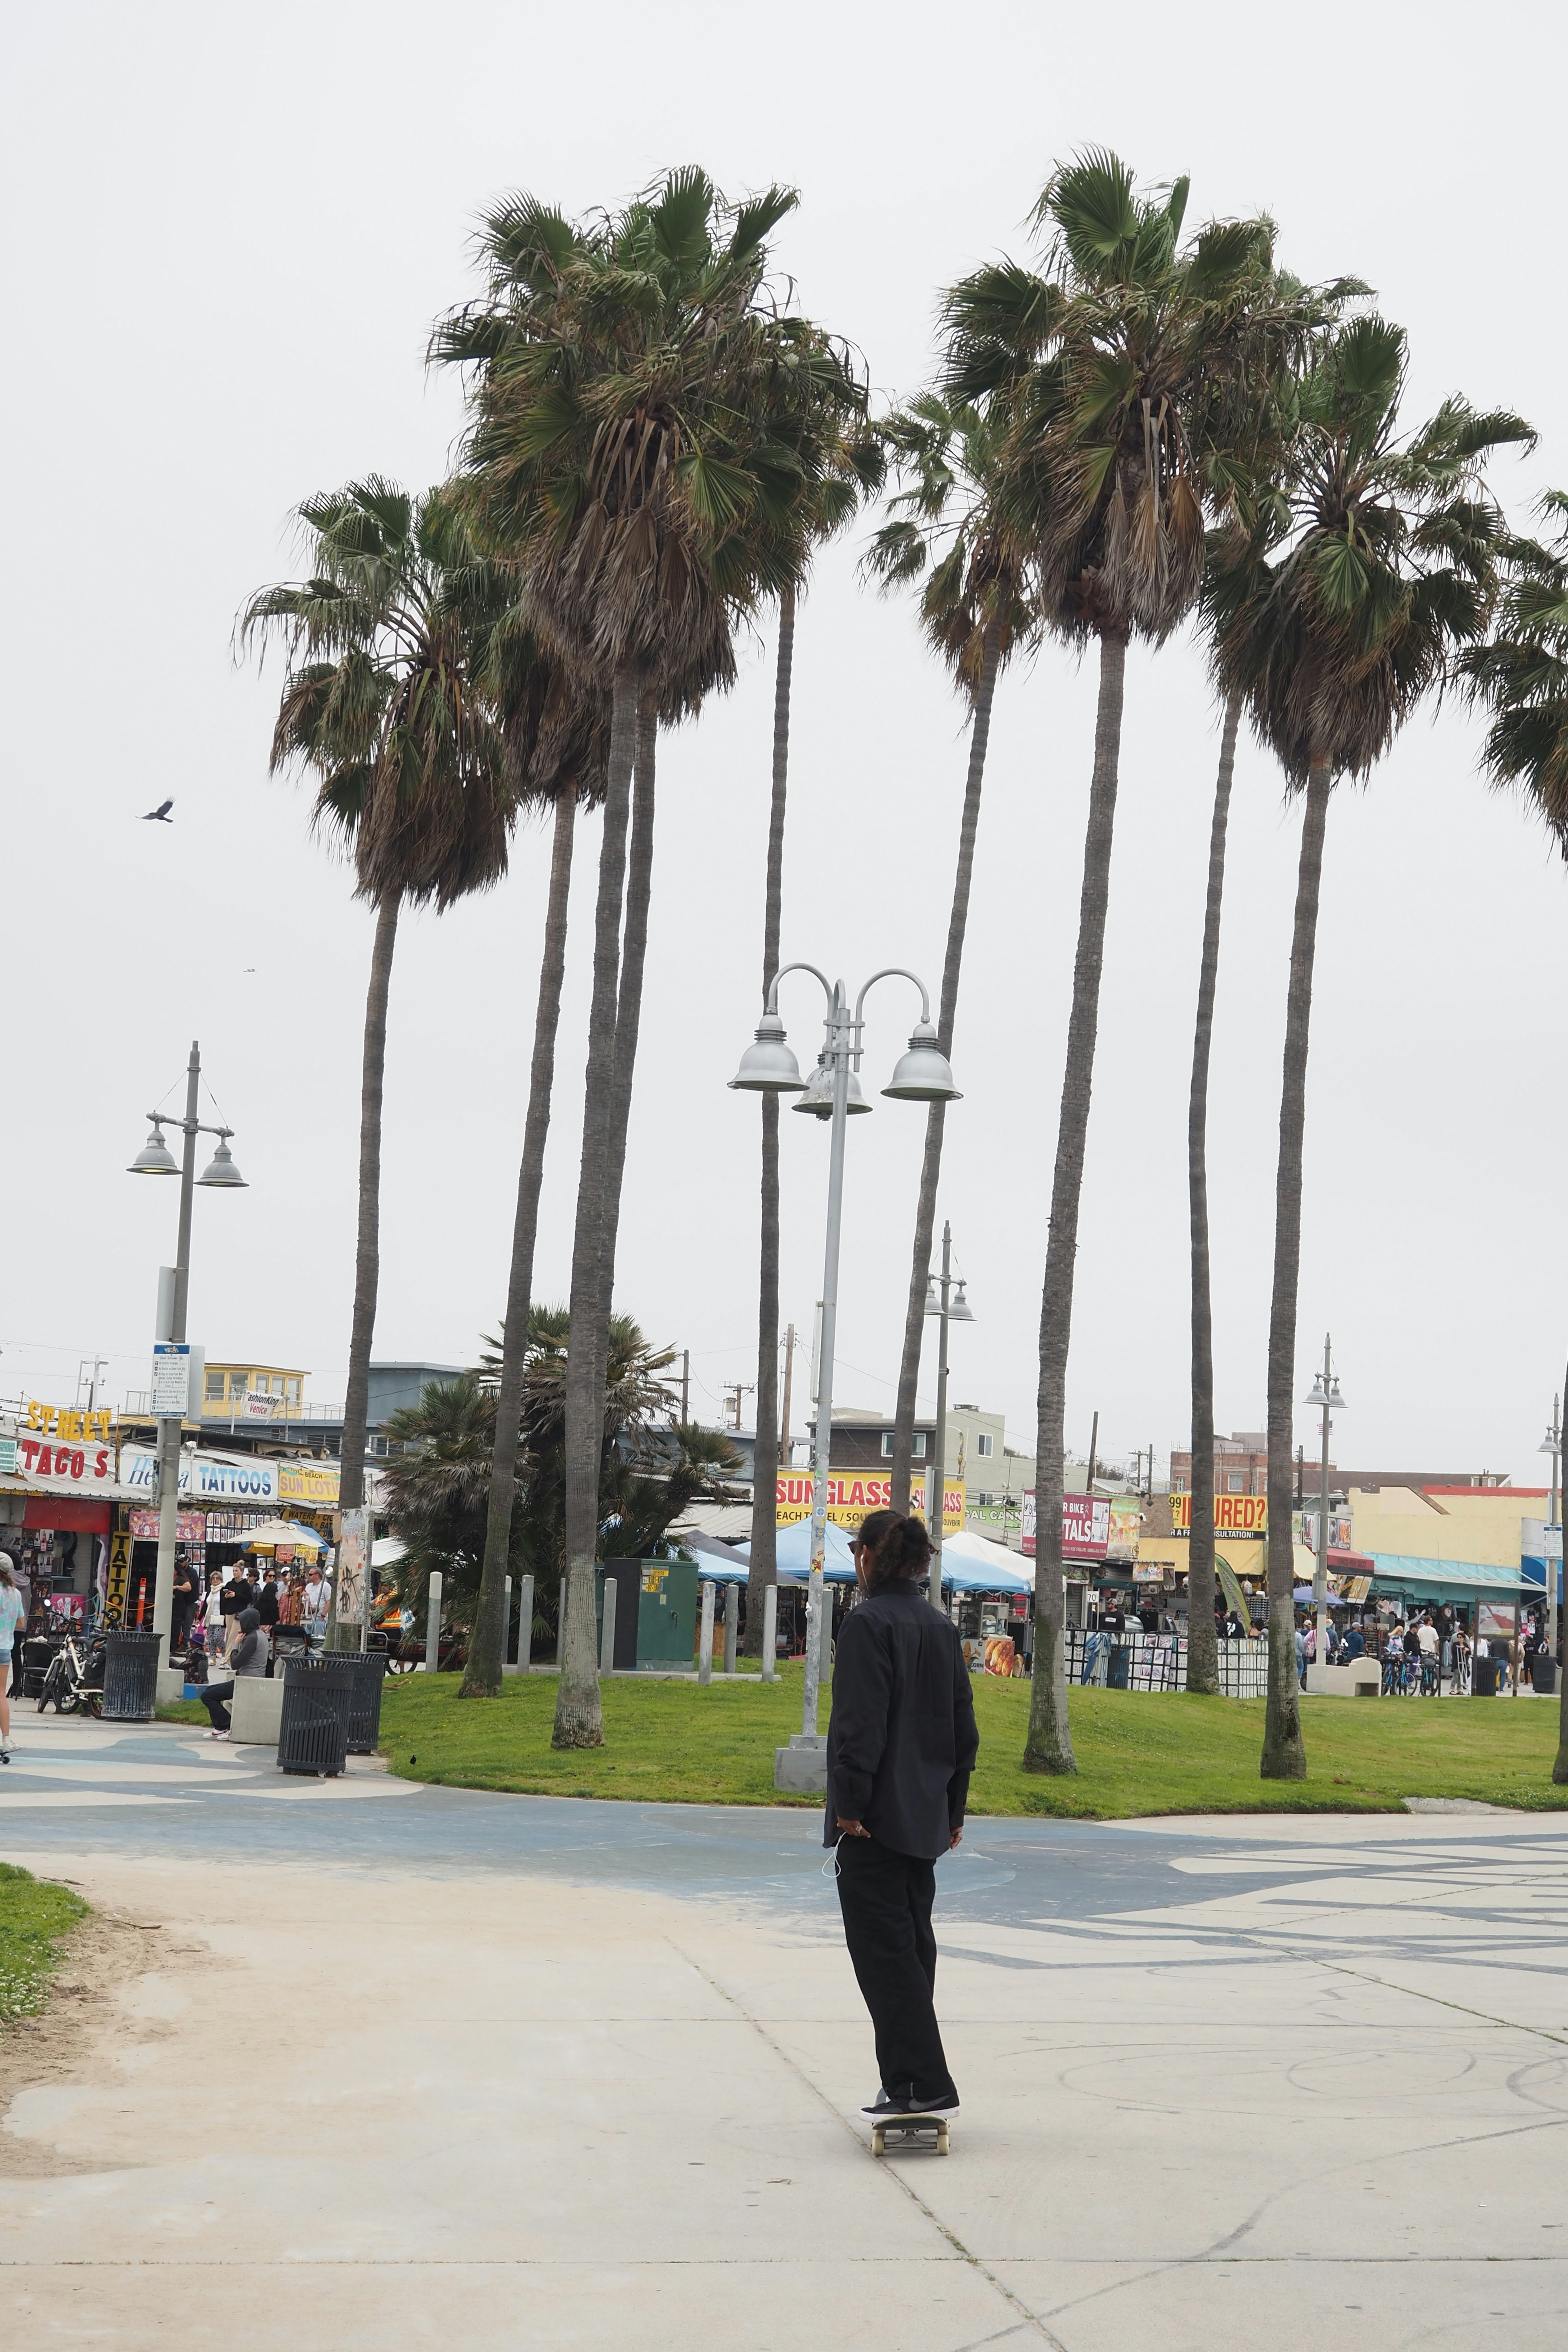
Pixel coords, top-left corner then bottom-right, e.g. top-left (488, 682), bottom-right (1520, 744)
top-left (599, 1575), bottom-right (618, 1677)
top-left (423, 1570), bottom-right (443, 1673)
top-left (517, 1574), bottom-right (534, 1673)
top-left (503, 1575), bottom-right (512, 1666)
top-left (698, 1579), bottom-right (715, 1686)
top-left (723, 1579), bottom-right (739, 1676)
top-left (761, 1584), bottom-right (778, 1683)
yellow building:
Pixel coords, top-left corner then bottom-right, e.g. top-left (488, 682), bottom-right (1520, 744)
top-left (200, 1363), bottom-right (309, 1423)
top-left (1346, 1482), bottom-right (1548, 1572)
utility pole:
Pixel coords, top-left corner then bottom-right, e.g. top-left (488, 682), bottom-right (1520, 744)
top-left (1303, 1338), bottom-right (1345, 1682)
top-left (722, 1382), bottom-right (754, 1432)
top-left (1086, 1410), bottom-right (1099, 1492)
top-left (680, 1349), bottom-right (690, 1425)
top-left (779, 1323), bottom-right (796, 1471)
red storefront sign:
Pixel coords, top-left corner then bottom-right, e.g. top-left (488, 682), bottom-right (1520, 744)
top-left (1020, 1491), bottom-right (1110, 1561)
top-left (13, 1436), bottom-right (118, 1489)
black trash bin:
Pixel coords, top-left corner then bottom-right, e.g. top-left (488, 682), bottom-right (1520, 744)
top-left (335, 1649), bottom-right (390, 1754)
top-left (102, 1630), bottom-right (162, 1722)
top-left (1533, 1654), bottom-right (1558, 1697)
top-left (1473, 1657), bottom-right (1500, 1697)
top-left (1106, 1643), bottom-right (1131, 1691)
top-left (276, 1654), bottom-right (356, 1776)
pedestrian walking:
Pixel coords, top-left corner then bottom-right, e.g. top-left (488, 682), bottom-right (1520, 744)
top-left (171, 1554), bottom-right (198, 1652)
top-left (302, 1560), bottom-right (332, 1650)
top-left (202, 1568), bottom-right (226, 1662)
top-left (825, 1508), bottom-right (978, 2124)
top-left (0, 1557), bottom-right (24, 1760)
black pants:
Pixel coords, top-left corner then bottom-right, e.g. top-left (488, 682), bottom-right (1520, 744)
top-left (200, 1680), bottom-right (236, 1731)
top-left (835, 1834), bottom-right (957, 2107)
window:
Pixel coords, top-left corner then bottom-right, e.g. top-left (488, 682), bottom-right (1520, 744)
top-left (880, 1433), bottom-right (893, 1456)
top-left (269, 1375), bottom-right (285, 1396)
top-left (976, 1432), bottom-right (994, 1458)
top-left (205, 1372), bottom-right (225, 1400)
top-left (1173, 1476), bottom-right (1188, 1492)
top-left (286, 1377), bottom-right (301, 1403)
top-left (1226, 1474), bottom-right (1245, 1493)
top-left (230, 1374), bottom-right (249, 1396)
top-left (881, 1432), bottom-right (927, 1457)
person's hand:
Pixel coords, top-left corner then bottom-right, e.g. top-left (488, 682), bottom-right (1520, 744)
top-left (835, 1816), bottom-right (870, 1838)
top-left (949, 1822), bottom-right (964, 1850)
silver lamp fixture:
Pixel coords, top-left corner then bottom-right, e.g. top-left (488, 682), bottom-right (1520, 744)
top-left (198, 1133), bottom-right (248, 1189)
top-left (882, 1020), bottom-right (962, 1102)
top-left (793, 1063), bottom-right (871, 1118)
top-left (948, 1280), bottom-right (976, 1323)
top-left (728, 1011), bottom-right (806, 1093)
top-left (128, 1120), bottom-right (179, 1177)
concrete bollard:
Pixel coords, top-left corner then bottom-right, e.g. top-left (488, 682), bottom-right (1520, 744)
top-left (723, 1579), bottom-right (739, 1676)
top-left (599, 1576), bottom-right (618, 1677)
top-left (423, 1570), bottom-right (443, 1673)
top-left (516, 1573), bottom-right (534, 1673)
top-left (761, 1584), bottom-right (778, 1683)
top-left (503, 1576), bottom-right (512, 1666)
top-left (698, 1579), bottom-right (715, 1686)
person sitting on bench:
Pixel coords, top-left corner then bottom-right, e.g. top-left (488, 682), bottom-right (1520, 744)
top-left (200, 1608), bottom-right (269, 1738)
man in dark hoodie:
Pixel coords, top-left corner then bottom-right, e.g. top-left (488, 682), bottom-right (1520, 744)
top-left (198, 1606), bottom-right (269, 1738)
top-left (825, 1508), bottom-right (978, 2124)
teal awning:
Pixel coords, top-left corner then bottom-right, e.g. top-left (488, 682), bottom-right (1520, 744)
top-left (1370, 1554), bottom-right (1530, 1599)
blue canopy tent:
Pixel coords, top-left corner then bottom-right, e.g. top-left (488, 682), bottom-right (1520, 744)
top-left (710, 1519), bottom-right (859, 1582)
top-left (704, 1521), bottom-right (1029, 1593)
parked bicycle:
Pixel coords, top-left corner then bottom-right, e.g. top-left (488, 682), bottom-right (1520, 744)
top-left (36, 1630), bottom-right (107, 1717)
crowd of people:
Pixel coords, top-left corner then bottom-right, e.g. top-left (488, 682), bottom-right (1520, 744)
top-left (174, 1555), bottom-right (333, 1664)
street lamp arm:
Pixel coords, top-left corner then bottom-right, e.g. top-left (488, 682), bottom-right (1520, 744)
top-left (763, 961), bottom-right (835, 1018)
top-left (145, 1111), bottom-right (234, 1141)
top-left (852, 967), bottom-right (933, 1030)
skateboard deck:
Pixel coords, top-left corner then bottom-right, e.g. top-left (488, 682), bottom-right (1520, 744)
top-left (870, 2112), bottom-right (951, 2157)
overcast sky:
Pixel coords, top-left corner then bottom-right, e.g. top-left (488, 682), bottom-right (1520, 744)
top-left (4, 0), bottom-right (1562, 1488)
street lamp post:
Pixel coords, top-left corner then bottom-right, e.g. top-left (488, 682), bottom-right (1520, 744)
top-left (1539, 1396), bottom-right (1562, 1648)
top-left (730, 966), bottom-right (960, 1783)
top-left (924, 1224), bottom-right (974, 1611)
top-left (1302, 1336), bottom-right (1345, 1679)
top-left (127, 1040), bottom-right (246, 1682)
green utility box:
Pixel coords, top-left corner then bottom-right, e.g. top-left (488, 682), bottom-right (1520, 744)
top-left (595, 1559), bottom-right (699, 1670)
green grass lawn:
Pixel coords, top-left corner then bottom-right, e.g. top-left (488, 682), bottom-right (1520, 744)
top-left (375, 1667), bottom-right (1568, 1818)
top-left (0, 1862), bottom-right (89, 2025)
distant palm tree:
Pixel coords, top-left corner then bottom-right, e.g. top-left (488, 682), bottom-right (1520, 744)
top-left (944, 153), bottom-right (1292, 1772)
top-left (241, 480), bottom-right (515, 1594)
top-left (866, 395), bottom-right (1036, 1514)
top-left (1210, 316), bottom-right (1532, 1775)
top-left (437, 170), bottom-right (840, 1747)
top-left (1458, 494), bottom-right (1568, 1781)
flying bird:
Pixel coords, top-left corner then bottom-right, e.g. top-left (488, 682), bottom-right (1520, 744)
top-left (140, 799), bottom-right (174, 822)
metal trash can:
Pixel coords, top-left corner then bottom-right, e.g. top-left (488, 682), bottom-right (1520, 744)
top-left (1106, 1644), bottom-right (1131, 1691)
top-left (276, 1654), bottom-right (356, 1776)
top-left (1473, 1657), bottom-right (1500, 1697)
top-left (334, 1649), bottom-right (390, 1754)
top-left (1532, 1655), bottom-right (1557, 1697)
top-left (102, 1630), bottom-right (162, 1722)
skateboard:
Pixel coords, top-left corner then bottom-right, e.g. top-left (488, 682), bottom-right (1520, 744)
top-left (870, 2112), bottom-right (951, 2157)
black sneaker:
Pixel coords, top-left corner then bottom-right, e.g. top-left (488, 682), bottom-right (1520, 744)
top-left (860, 2087), bottom-right (959, 2119)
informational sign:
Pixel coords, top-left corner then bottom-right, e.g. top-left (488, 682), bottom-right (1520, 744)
top-left (120, 1449), bottom-right (280, 1504)
top-left (1020, 1492), bottom-right (1110, 1559)
top-left (239, 1390), bottom-right (277, 1421)
top-left (775, 1472), bottom-right (964, 1534)
top-left (22, 1402), bottom-right (115, 1443)
top-left (151, 1345), bottom-right (192, 1418)
top-left (11, 1434), bottom-right (118, 1489)
top-left (129, 1508), bottom-right (207, 1541)
top-left (280, 1460), bottom-right (341, 1507)
top-left (1296, 1509), bottom-right (1353, 1551)
top-left (339, 1509), bottom-right (366, 1625)
top-left (0, 1437), bottom-right (15, 1476)
top-left (1169, 1492), bottom-right (1267, 1538)
top-left (105, 1529), bottom-right (131, 1628)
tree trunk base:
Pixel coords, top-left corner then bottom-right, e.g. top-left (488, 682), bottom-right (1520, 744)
top-left (1021, 1744), bottom-right (1078, 1776)
top-left (1259, 1739), bottom-right (1307, 1780)
top-left (1552, 1749), bottom-right (1568, 1785)
top-left (458, 1671), bottom-right (502, 1699)
top-left (551, 1719), bottom-right (606, 1752)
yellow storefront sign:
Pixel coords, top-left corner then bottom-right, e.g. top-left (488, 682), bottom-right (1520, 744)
top-left (1169, 1492), bottom-right (1266, 1539)
top-left (105, 1529), bottom-right (131, 1629)
top-left (279, 1461), bottom-right (341, 1508)
top-left (775, 1472), bottom-right (965, 1534)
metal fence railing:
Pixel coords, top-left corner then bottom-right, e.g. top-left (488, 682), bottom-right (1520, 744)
top-left (1062, 1630), bottom-right (1269, 1698)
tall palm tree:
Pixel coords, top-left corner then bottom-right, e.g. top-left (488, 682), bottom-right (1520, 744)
top-left (865, 396), bottom-right (1037, 1514)
top-left (1458, 494), bottom-right (1568, 1780)
top-left (1209, 315), bottom-right (1532, 1775)
top-left (460, 645), bottom-right (610, 1698)
top-left (944, 153), bottom-right (1291, 1772)
top-left (241, 479), bottom-right (515, 1602)
top-left (437, 170), bottom-right (837, 1747)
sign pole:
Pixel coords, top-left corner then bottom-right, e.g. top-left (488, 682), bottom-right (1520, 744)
top-left (152, 1043), bottom-right (201, 1670)
top-left (928, 1221), bottom-right (951, 1611)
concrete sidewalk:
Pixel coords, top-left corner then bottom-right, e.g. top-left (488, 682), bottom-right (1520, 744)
top-left (3, 1721), bottom-right (1568, 2347)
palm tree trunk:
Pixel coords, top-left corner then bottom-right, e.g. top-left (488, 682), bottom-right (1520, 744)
top-left (1024, 630), bottom-right (1127, 1773)
top-left (552, 668), bottom-right (637, 1749)
top-left (1261, 761), bottom-right (1330, 1779)
top-left (745, 587), bottom-right (795, 1653)
top-left (336, 890), bottom-right (399, 1611)
top-left (889, 617), bottom-right (1004, 1517)
top-left (1185, 696), bottom-right (1240, 1697)
top-left (461, 791), bottom-right (578, 1699)
top-left (592, 700), bottom-right (659, 1376)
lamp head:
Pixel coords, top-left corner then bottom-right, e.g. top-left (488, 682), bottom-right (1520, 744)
top-left (728, 1011), bottom-right (805, 1093)
top-left (128, 1120), bottom-right (179, 1177)
top-left (948, 1281), bottom-right (976, 1323)
top-left (882, 1020), bottom-right (962, 1102)
top-left (197, 1134), bottom-right (247, 1189)
top-left (792, 1062), bottom-right (871, 1118)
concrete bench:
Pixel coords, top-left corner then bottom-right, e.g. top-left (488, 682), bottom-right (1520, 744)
top-left (229, 1674), bottom-right (285, 1746)
top-left (1306, 1660), bottom-right (1382, 1697)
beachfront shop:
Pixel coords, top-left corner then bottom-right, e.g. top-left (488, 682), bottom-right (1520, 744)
top-left (0, 1408), bottom-right (123, 1626)
top-left (114, 1447), bottom-right (339, 1624)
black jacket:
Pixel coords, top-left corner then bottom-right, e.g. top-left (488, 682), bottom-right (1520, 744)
top-left (824, 1580), bottom-right (979, 1860)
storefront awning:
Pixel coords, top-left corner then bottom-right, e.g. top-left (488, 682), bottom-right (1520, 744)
top-left (1369, 1554), bottom-right (1531, 1599)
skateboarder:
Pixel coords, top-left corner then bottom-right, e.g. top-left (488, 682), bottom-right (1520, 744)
top-left (825, 1508), bottom-right (978, 2124)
